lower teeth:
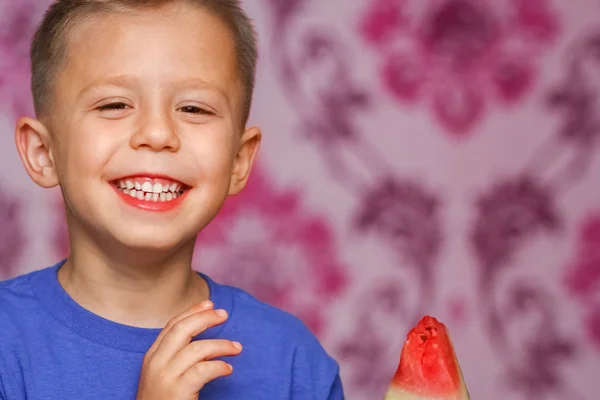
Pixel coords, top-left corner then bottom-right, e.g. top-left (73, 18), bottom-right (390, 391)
top-left (119, 188), bottom-right (182, 202)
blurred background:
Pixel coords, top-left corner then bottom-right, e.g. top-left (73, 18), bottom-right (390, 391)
top-left (1, 0), bottom-right (599, 398)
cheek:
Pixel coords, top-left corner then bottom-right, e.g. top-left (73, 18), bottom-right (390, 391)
top-left (60, 126), bottom-right (120, 179)
top-left (187, 134), bottom-right (236, 181)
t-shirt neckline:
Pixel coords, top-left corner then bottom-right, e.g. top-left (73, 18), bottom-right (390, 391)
top-left (30, 259), bottom-right (233, 353)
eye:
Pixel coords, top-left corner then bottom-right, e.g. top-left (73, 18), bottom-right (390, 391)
top-left (179, 105), bottom-right (214, 115)
top-left (97, 102), bottom-right (131, 111)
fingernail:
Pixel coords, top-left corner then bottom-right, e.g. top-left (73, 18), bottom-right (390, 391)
top-left (232, 341), bottom-right (242, 350)
top-left (216, 309), bottom-right (228, 317)
top-left (228, 364), bottom-right (233, 372)
top-left (198, 301), bottom-right (213, 310)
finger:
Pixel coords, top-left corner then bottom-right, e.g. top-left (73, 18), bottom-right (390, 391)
top-left (151, 309), bottom-right (229, 364)
top-left (168, 339), bottom-right (242, 377)
top-left (148, 301), bottom-right (214, 354)
top-left (180, 360), bottom-right (233, 394)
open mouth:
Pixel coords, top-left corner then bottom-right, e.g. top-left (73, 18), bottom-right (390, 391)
top-left (111, 177), bottom-right (189, 203)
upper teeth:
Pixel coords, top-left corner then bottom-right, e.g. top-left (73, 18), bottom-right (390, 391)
top-left (118, 180), bottom-right (181, 193)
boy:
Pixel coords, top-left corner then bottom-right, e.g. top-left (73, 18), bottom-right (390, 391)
top-left (0, 0), bottom-right (344, 399)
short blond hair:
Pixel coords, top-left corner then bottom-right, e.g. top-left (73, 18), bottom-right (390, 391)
top-left (31, 0), bottom-right (258, 124)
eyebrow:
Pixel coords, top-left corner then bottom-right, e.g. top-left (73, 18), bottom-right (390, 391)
top-left (173, 77), bottom-right (231, 106)
top-left (77, 74), bottom-right (140, 99)
top-left (77, 74), bottom-right (231, 106)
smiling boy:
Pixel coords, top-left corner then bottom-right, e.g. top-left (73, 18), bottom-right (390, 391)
top-left (0, 1), bottom-right (344, 399)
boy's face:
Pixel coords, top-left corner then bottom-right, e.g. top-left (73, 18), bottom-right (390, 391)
top-left (17, 4), bottom-right (260, 251)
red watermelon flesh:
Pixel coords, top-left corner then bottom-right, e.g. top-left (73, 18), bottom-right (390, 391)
top-left (384, 316), bottom-right (469, 400)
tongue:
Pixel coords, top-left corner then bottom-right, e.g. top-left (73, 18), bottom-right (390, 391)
top-left (383, 316), bottom-right (469, 400)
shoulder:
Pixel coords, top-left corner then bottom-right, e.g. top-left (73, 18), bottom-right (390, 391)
top-left (224, 284), bottom-right (325, 347)
top-left (0, 270), bottom-right (39, 319)
top-left (0, 270), bottom-right (43, 382)
top-left (210, 277), bottom-right (338, 359)
top-left (214, 283), bottom-right (343, 397)
top-left (0, 271), bottom-right (41, 348)
top-left (0, 266), bottom-right (56, 339)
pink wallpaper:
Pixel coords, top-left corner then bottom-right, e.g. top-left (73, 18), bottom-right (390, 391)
top-left (1, 0), bottom-right (599, 399)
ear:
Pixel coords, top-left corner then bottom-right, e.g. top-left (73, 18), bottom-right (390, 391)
top-left (229, 126), bottom-right (261, 196)
top-left (15, 117), bottom-right (60, 188)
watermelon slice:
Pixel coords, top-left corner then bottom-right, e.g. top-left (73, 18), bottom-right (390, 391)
top-left (384, 316), bottom-right (470, 400)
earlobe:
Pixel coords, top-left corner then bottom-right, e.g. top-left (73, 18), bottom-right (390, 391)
top-left (229, 126), bottom-right (262, 196)
top-left (14, 117), bottom-right (60, 189)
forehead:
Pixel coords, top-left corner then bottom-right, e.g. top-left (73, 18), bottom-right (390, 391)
top-left (56, 4), bottom-right (242, 106)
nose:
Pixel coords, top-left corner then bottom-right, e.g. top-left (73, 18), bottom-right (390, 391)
top-left (130, 108), bottom-right (180, 152)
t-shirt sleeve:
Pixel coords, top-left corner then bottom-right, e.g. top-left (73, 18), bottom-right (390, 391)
top-left (0, 333), bottom-right (8, 400)
top-left (0, 367), bottom-right (6, 400)
top-left (325, 372), bottom-right (345, 400)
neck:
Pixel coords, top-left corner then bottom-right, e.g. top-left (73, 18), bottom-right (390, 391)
top-left (58, 222), bottom-right (208, 329)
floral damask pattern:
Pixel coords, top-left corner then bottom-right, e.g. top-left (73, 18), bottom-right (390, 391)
top-left (564, 214), bottom-right (600, 351)
top-left (470, 176), bottom-right (579, 399)
top-left (354, 178), bottom-right (442, 318)
top-left (545, 29), bottom-right (600, 187)
top-left (0, 0), bottom-right (47, 118)
top-left (358, 0), bottom-right (559, 136)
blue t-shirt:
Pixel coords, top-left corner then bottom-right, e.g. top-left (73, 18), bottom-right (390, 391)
top-left (0, 260), bottom-right (344, 399)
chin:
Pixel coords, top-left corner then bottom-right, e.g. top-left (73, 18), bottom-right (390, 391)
top-left (111, 227), bottom-right (192, 253)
